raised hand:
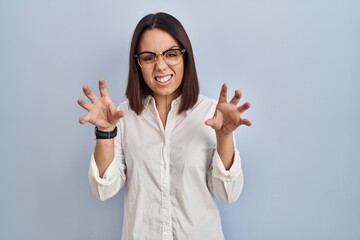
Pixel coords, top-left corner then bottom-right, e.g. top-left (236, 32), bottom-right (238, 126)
top-left (78, 79), bottom-right (125, 131)
top-left (205, 84), bottom-right (251, 135)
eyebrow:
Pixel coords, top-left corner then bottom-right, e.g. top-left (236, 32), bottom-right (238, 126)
top-left (137, 45), bottom-right (180, 54)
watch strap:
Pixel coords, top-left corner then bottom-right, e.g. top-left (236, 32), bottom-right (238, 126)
top-left (95, 126), bottom-right (117, 139)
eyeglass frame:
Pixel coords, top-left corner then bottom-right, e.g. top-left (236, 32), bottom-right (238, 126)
top-left (134, 48), bottom-right (186, 68)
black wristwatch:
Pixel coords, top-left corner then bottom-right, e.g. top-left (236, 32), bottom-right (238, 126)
top-left (95, 126), bottom-right (118, 139)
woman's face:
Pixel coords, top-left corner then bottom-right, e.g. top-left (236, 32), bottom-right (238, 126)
top-left (137, 28), bottom-right (184, 101)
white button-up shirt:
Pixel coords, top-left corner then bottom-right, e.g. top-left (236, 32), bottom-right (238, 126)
top-left (88, 95), bottom-right (244, 240)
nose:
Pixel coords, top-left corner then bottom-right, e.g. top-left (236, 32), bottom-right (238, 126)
top-left (155, 54), bottom-right (168, 71)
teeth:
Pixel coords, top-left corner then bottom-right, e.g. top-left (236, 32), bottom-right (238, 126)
top-left (155, 75), bottom-right (171, 83)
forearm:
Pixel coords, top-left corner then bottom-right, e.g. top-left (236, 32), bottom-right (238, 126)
top-left (94, 139), bottom-right (115, 177)
top-left (216, 132), bottom-right (235, 170)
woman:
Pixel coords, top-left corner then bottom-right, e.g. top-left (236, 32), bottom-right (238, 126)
top-left (78, 12), bottom-right (251, 240)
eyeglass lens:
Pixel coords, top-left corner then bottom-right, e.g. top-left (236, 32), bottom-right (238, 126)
top-left (137, 49), bottom-right (184, 68)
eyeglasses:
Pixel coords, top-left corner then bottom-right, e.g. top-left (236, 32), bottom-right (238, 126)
top-left (134, 48), bottom-right (186, 69)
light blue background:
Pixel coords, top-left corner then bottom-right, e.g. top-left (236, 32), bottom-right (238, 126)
top-left (1, 0), bottom-right (359, 239)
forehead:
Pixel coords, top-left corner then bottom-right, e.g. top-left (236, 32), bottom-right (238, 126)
top-left (138, 28), bottom-right (179, 52)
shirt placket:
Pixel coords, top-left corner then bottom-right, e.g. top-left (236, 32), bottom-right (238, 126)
top-left (161, 136), bottom-right (172, 240)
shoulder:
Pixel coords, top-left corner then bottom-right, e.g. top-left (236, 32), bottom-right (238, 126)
top-left (196, 94), bottom-right (217, 108)
top-left (117, 100), bottom-right (131, 112)
top-left (185, 94), bottom-right (217, 117)
top-left (198, 94), bottom-right (217, 103)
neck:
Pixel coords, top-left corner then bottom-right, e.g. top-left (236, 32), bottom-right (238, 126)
top-left (153, 89), bottom-right (180, 111)
top-left (154, 95), bottom-right (173, 129)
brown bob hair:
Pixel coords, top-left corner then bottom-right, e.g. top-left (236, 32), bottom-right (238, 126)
top-left (125, 12), bottom-right (199, 115)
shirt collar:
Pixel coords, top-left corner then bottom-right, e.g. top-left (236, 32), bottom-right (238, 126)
top-left (142, 94), bottom-right (191, 116)
top-left (143, 95), bottom-right (153, 109)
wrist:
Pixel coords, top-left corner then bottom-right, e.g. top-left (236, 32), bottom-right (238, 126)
top-left (97, 125), bottom-right (116, 132)
top-left (95, 126), bottom-right (117, 139)
top-left (215, 130), bottom-right (233, 139)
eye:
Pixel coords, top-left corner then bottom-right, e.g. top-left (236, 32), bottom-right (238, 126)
top-left (141, 54), bottom-right (156, 62)
top-left (164, 50), bottom-right (179, 59)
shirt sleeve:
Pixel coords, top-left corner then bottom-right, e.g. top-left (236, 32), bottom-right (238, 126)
top-left (207, 138), bottom-right (244, 204)
top-left (88, 129), bottom-right (126, 201)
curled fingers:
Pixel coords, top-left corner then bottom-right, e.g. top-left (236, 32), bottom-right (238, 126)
top-left (229, 90), bottom-right (241, 105)
top-left (98, 79), bottom-right (110, 97)
top-left (82, 85), bottom-right (98, 103)
top-left (77, 98), bottom-right (91, 111)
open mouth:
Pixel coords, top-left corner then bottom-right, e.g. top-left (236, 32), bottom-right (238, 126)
top-left (155, 74), bottom-right (172, 84)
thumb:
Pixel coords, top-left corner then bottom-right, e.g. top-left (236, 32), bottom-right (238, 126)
top-left (205, 118), bottom-right (217, 129)
top-left (114, 110), bottom-right (125, 121)
top-left (108, 106), bottom-right (125, 124)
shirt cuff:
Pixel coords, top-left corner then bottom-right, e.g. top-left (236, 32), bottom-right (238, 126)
top-left (212, 149), bottom-right (242, 182)
top-left (88, 154), bottom-right (119, 186)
